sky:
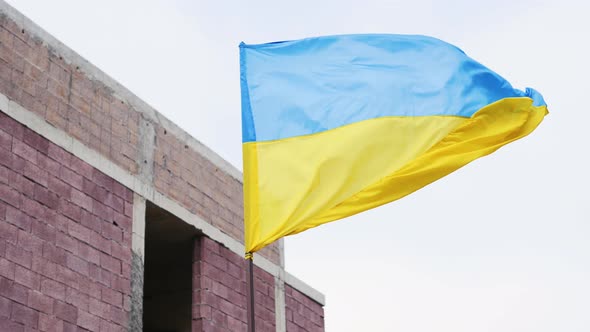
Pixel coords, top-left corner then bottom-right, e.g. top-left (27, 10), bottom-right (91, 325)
top-left (6, 0), bottom-right (590, 331)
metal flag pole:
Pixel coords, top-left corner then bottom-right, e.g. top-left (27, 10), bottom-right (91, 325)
top-left (246, 252), bottom-right (256, 332)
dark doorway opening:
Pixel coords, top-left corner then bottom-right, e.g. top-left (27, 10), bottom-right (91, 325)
top-left (143, 202), bottom-right (197, 332)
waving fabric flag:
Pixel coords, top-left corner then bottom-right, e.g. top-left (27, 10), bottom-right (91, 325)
top-left (240, 34), bottom-right (547, 254)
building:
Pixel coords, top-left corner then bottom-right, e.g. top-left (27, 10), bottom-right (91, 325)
top-left (0, 1), bottom-right (325, 331)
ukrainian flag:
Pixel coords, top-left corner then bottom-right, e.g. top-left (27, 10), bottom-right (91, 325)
top-left (240, 34), bottom-right (547, 254)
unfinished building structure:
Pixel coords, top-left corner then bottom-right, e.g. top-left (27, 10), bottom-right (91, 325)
top-left (0, 1), bottom-right (325, 331)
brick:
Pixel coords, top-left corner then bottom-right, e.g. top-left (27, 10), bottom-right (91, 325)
top-left (23, 129), bottom-right (49, 155)
top-left (88, 297), bottom-right (108, 320)
top-left (228, 315), bottom-right (247, 332)
top-left (110, 275), bottom-right (130, 295)
top-left (54, 265), bottom-right (78, 292)
top-left (108, 305), bottom-right (127, 326)
top-left (0, 112), bottom-right (23, 140)
top-left (98, 318), bottom-right (119, 332)
top-left (46, 79), bottom-right (68, 101)
top-left (0, 183), bottom-right (21, 208)
top-left (47, 176), bottom-right (71, 200)
top-left (24, 60), bottom-right (47, 84)
top-left (12, 174), bottom-right (35, 199)
top-left (46, 105), bottom-right (67, 131)
top-left (88, 233), bottom-right (110, 255)
top-left (86, 264), bottom-right (102, 287)
top-left (40, 278), bottom-right (65, 301)
top-left (17, 229), bottom-right (43, 253)
top-left (55, 232), bottom-right (77, 255)
top-left (83, 280), bottom-right (101, 300)
top-left (0, 276), bottom-right (28, 304)
top-left (47, 60), bottom-right (69, 84)
top-left (109, 243), bottom-right (131, 264)
top-left (101, 223), bottom-right (122, 243)
top-left (101, 287), bottom-right (121, 308)
top-left (0, 217), bottom-right (19, 243)
top-left (54, 300), bottom-right (78, 324)
top-left (92, 170), bottom-right (113, 191)
top-left (0, 316), bottom-right (24, 332)
top-left (123, 201), bottom-right (132, 217)
top-left (59, 199), bottom-right (81, 222)
top-left (23, 161), bottom-right (48, 187)
top-left (42, 243), bottom-right (66, 266)
top-left (27, 290), bottom-right (53, 315)
top-left (37, 153), bottom-right (60, 177)
top-left (22, 195), bottom-right (46, 220)
top-left (10, 301), bottom-right (38, 328)
top-left (123, 294), bottom-right (131, 312)
top-left (0, 257), bottom-right (15, 280)
top-left (58, 167), bottom-right (82, 191)
top-left (47, 143), bottom-right (71, 167)
top-left (10, 154), bottom-right (26, 175)
top-left (12, 139), bottom-right (37, 164)
top-left (11, 32), bottom-right (30, 56)
top-left (6, 243), bottom-right (32, 268)
top-left (0, 130), bottom-right (11, 151)
top-left (100, 253), bottom-right (120, 275)
top-left (33, 185), bottom-right (59, 210)
top-left (105, 193), bottom-right (124, 214)
top-left (62, 321), bottom-right (77, 332)
top-left (77, 310), bottom-right (99, 331)
top-left (65, 252), bottom-right (88, 276)
top-left (0, 296), bottom-right (10, 318)
top-left (77, 243), bottom-right (100, 266)
top-left (79, 210), bottom-right (101, 234)
top-left (14, 265), bottom-right (40, 290)
top-left (65, 287), bottom-right (89, 312)
top-left (0, 147), bottom-right (13, 171)
top-left (38, 312), bottom-right (63, 332)
top-left (111, 182), bottom-right (128, 201)
top-left (83, 179), bottom-right (108, 204)
top-left (0, 165), bottom-right (12, 187)
top-left (69, 158), bottom-right (93, 180)
top-left (6, 206), bottom-right (33, 231)
top-left (70, 189), bottom-right (92, 212)
top-left (68, 223), bottom-right (90, 244)
top-left (31, 256), bottom-right (57, 280)
top-left (32, 220), bottom-right (56, 243)
top-left (121, 261), bottom-right (131, 278)
top-left (93, 200), bottom-right (113, 223)
top-left (112, 213), bottom-right (131, 232)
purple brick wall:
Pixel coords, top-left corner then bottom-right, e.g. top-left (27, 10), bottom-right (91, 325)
top-left (192, 236), bottom-right (276, 332)
top-left (0, 110), bottom-right (133, 331)
top-left (285, 285), bottom-right (324, 332)
top-left (0, 9), bottom-right (280, 265)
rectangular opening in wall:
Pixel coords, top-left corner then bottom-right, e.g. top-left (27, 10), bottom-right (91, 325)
top-left (143, 202), bottom-right (197, 332)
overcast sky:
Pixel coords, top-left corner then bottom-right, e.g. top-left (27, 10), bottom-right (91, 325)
top-left (7, 0), bottom-right (590, 331)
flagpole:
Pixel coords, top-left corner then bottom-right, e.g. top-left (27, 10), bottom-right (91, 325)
top-left (246, 253), bottom-right (255, 332)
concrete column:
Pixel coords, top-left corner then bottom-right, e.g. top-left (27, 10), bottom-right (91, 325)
top-left (274, 238), bottom-right (286, 332)
top-left (129, 194), bottom-right (146, 332)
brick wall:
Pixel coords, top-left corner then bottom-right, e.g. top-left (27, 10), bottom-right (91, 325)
top-left (154, 128), bottom-right (281, 264)
top-left (0, 11), bottom-right (280, 265)
top-left (0, 5), bottom-right (325, 331)
top-left (193, 236), bottom-right (276, 332)
top-left (0, 110), bottom-right (133, 331)
top-left (0, 13), bottom-right (140, 174)
top-left (285, 285), bottom-right (324, 332)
